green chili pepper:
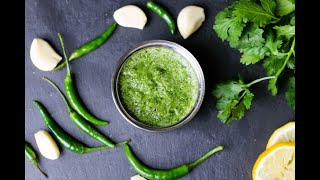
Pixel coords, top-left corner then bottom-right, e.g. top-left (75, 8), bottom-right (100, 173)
top-left (33, 100), bottom-right (113, 154)
top-left (146, 1), bottom-right (175, 34)
top-left (53, 22), bottom-right (117, 71)
top-left (42, 77), bottom-right (127, 148)
top-left (25, 142), bottom-right (48, 178)
top-left (57, 32), bottom-right (109, 126)
top-left (124, 143), bottom-right (223, 180)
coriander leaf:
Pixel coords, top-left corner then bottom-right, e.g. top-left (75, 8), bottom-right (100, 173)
top-left (233, 0), bottom-right (278, 26)
top-left (213, 80), bottom-right (248, 124)
top-left (212, 80), bottom-right (245, 99)
top-left (229, 100), bottom-right (246, 124)
top-left (243, 91), bottom-right (254, 109)
top-left (237, 24), bottom-right (268, 63)
top-left (287, 56), bottom-right (295, 70)
top-left (240, 46), bottom-right (268, 59)
top-left (290, 16), bottom-right (295, 25)
top-left (264, 37), bottom-right (295, 95)
top-left (213, 77), bottom-right (273, 124)
top-left (276, 0), bottom-right (295, 16)
top-left (286, 76), bottom-right (295, 110)
top-left (217, 99), bottom-right (239, 124)
top-left (273, 25), bottom-right (295, 40)
top-left (238, 24), bottom-right (265, 46)
top-left (213, 7), bottom-right (245, 47)
top-left (268, 78), bottom-right (278, 95)
top-left (213, 80), bottom-right (245, 109)
top-left (263, 55), bottom-right (286, 95)
top-left (228, 91), bottom-right (254, 125)
top-left (263, 55), bottom-right (286, 77)
top-left (261, 0), bottom-right (277, 15)
top-left (264, 30), bottom-right (283, 56)
top-left (240, 53), bottom-right (262, 65)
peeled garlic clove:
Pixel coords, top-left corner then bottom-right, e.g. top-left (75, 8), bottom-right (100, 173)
top-left (131, 174), bottom-right (146, 180)
top-left (177, 6), bottom-right (205, 39)
top-left (34, 130), bottom-right (60, 160)
top-left (113, 5), bottom-right (147, 30)
top-left (30, 38), bottom-right (62, 71)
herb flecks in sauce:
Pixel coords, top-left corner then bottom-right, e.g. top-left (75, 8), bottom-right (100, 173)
top-left (119, 47), bottom-right (198, 127)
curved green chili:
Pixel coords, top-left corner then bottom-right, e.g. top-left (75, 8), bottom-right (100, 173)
top-left (124, 143), bottom-right (223, 180)
top-left (42, 77), bottom-right (122, 148)
top-left (33, 100), bottom-right (112, 154)
top-left (146, 1), bottom-right (175, 34)
top-left (25, 142), bottom-right (48, 178)
top-left (53, 22), bottom-right (117, 71)
top-left (57, 32), bottom-right (109, 126)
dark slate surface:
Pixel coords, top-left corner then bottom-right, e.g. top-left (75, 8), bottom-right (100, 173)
top-left (25, 0), bottom-right (295, 179)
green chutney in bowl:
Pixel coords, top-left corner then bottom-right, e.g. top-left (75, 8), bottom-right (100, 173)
top-left (112, 40), bottom-right (205, 132)
top-left (118, 47), bottom-right (199, 127)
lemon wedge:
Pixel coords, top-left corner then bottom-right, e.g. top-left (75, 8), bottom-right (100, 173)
top-left (252, 142), bottom-right (295, 180)
top-left (266, 121), bottom-right (295, 149)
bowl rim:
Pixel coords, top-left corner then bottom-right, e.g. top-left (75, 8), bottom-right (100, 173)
top-left (111, 40), bottom-right (205, 132)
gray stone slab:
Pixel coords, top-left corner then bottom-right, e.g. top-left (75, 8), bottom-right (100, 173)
top-left (25, 0), bottom-right (295, 179)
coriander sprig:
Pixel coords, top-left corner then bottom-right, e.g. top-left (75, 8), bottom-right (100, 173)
top-left (212, 0), bottom-right (295, 124)
top-left (213, 76), bottom-right (275, 125)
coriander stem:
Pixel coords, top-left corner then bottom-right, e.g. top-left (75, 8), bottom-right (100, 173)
top-left (275, 38), bottom-right (295, 78)
top-left (239, 90), bottom-right (248, 100)
top-left (247, 76), bottom-right (276, 87)
top-left (273, 52), bottom-right (289, 56)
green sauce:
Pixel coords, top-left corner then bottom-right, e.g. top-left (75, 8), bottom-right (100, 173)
top-left (118, 46), bottom-right (199, 127)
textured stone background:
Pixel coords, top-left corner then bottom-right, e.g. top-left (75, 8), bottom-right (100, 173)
top-left (25, 0), bottom-right (294, 179)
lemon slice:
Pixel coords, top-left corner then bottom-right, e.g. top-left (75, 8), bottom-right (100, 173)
top-left (252, 142), bottom-right (295, 180)
top-left (266, 121), bottom-right (295, 149)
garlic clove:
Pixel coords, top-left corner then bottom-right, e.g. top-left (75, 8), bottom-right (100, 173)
top-left (177, 6), bottom-right (205, 39)
top-left (34, 130), bottom-right (60, 160)
top-left (113, 5), bottom-right (147, 30)
top-left (131, 174), bottom-right (146, 180)
top-left (30, 38), bottom-right (62, 71)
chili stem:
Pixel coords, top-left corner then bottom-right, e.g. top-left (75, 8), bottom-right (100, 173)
top-left (42, 77), bottom-right (72, 113)
top-left (57, 33), bottom-right (71, 75)
top-left (84, 140), bottom-right (128, 153)
top-left (84, 145), bottom-right (112, 153)
top-left (33, 162), bottom-right (48, 178)
top-left (115, 140), bottom-right (129, 147)
top-left (52, 61), bottom-right (66, 71)
top-left (188, 145), bottom-right (224, 169)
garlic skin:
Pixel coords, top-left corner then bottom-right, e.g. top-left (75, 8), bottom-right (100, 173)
top-left (30, 38), bottom-right (62, 71)
top-left (177, 6), bottom-right (205, 39)
top-left (113, 5), bottom-right (147, 30)
top-left (34, 130), bottom-right (60, 160)
top-left (131, 174), bottom-right (146, 180)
